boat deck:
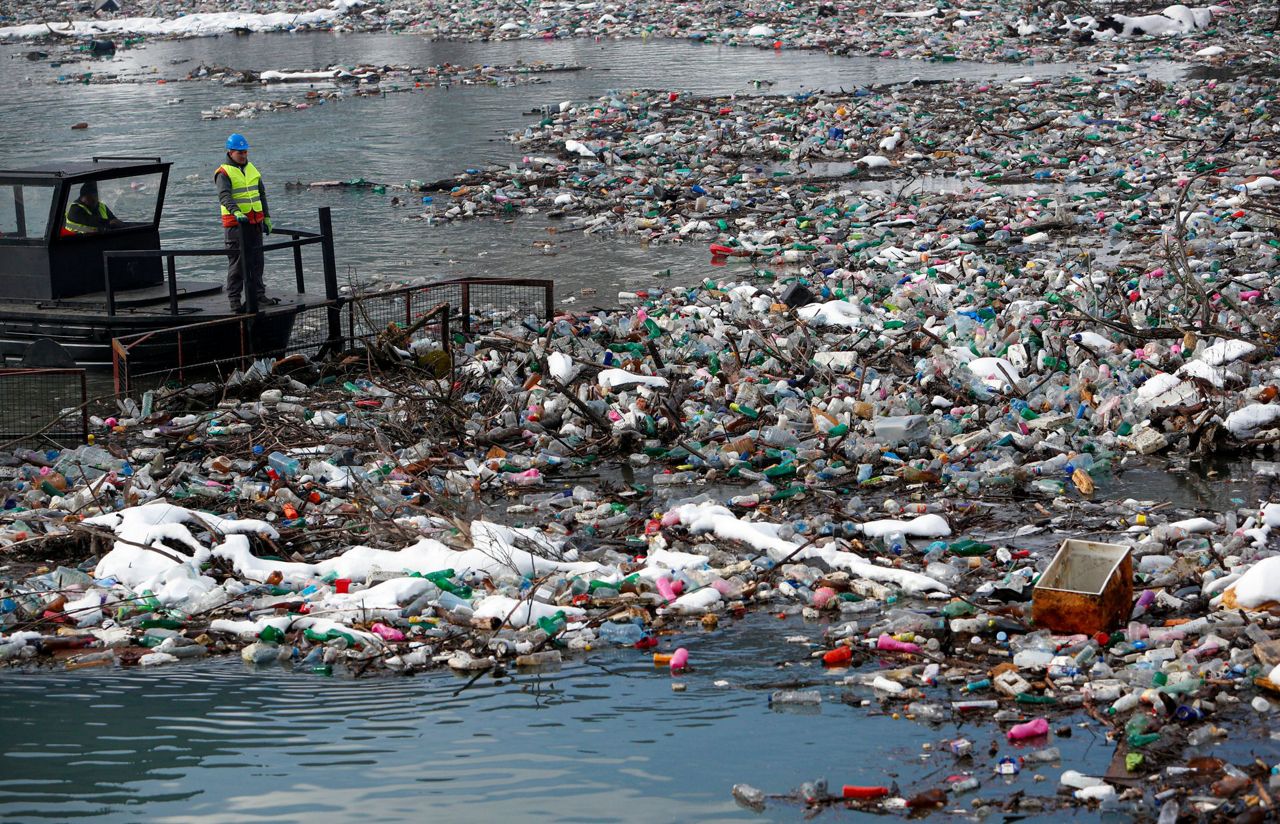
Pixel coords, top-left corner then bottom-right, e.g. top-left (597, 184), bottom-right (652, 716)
top-left (22, 279), bottom-right (330, 318)
top-left (0, 280), bottom-right (335, 367)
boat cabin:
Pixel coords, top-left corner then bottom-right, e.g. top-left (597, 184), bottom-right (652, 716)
top-left (0, 157), bottom-right (169, 300)
top-left (0, 156), bottom-right (339, 372)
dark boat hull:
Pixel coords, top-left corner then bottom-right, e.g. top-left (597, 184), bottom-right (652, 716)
top-left (0, 292), bottom-right (330, 369)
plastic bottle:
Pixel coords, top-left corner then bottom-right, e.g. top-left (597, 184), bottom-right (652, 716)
top-left (876, 634), bottom-right (921, 653)
top-left (797, 779), bottom-right (828, 804)
top-left (515, 650), bottom-right (562, 667)
top-left (436, 590), bottom-right (473, 616)
top-left (823, 645), bottom-right (853, 666)
top-left (258, 625), bottom-right (285, 644)
top-left (1060, 770), bottom-right (1104, 789)
top-left (872, 676), bottom-right (905, 694)
top-left (951, 617), bottom-right (988, 634)
top-left (1125, 714), bottom-right (1160, 748)
top-left (370, 623), bottom-right (405, 642)
top-left (399, 584), bottom-right (442, 618)
top-left (536, 610), bottom-right (567, 637)
top-left (1024, 746), bottom-right (1061, 763)
top-left (1187, 725), bottom-right (1223, 747)
top-left (267, 451), bottom-right (300, 478)
top-left (951, 699), bottom-right (999, 711)
top-left (596, 621), bottom-right (645, 646)
top-left (770, 689), bottom-right (821, 705)
top-left (504, 468), bottom-right (543, 486)
top-left (732, 784), bottom-right (766, 810)
top-left (655, 577), bottom-right (680, 602)
top-left (842, 785), bottom-right (889, 800)
top-left (1110, 691), bottom-right (1142, 714)
top-left (1007, 717), bottom-right (1049, 740)
top-left (907, 702), bottom-right (946, 722)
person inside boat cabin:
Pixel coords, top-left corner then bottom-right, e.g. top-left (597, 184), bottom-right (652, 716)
top-left (62, 181), bottom-right (122, 235)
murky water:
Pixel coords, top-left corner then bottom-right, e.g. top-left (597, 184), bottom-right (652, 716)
top-left (0, 613), bottom-right (1135, 823)
top-left (3, 609), bottom-right (1274, 822)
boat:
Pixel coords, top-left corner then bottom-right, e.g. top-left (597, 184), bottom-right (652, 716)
top-left (0, 156), bottom-right (339, 369)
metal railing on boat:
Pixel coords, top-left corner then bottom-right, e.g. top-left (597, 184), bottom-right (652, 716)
top-left (101, 206), bottom-right (342, 324)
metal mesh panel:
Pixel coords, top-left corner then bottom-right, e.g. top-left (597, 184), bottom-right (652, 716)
top-left (113, 317), bottom-right (255, 396)
top-left (455, 278), bottom-right (553, 333)
top-left (345, 291), bottom-right (449, 350)
top-left (119, 356), bottom-right (249, 396)
top-left (287, 305), bottom-right (336, 357)
top-left (352, 277), bottom-right (553, 336)
top-left (346, 288), bottom-right (415, 344)
top-left (0, 369), bottom-right (89, 448)
top-left (112, 279), bottom-right (553, 397)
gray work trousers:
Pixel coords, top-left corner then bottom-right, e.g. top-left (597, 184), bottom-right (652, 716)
top-left (224, 222), bottom-right (265, 310)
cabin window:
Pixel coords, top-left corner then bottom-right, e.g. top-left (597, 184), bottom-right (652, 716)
top-left (61, 172), bottom-right (164, 235)
top-left (0, 183), bottom-right (56, 244)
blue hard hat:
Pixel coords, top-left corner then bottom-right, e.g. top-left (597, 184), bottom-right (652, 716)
top-left (226, 133), bottom-right (249, 151)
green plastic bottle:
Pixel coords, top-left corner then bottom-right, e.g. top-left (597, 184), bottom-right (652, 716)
top-left (259, 625), bottom-right (286, 644)
top-left (537, 610), bottom-right (567, 638)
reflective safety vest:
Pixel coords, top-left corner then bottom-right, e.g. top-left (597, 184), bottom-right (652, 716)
top-left (216, 161), bottom-right (264, 227)
top-left (63, 200), bottom-right (110, 234)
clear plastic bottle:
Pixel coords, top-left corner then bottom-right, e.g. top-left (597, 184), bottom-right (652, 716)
top-left (770, 689), bottom-right (822, 705)
top-left (596, 621), bottom-right (645, 646)
top-left (907, 702), bottom-right (946, 722)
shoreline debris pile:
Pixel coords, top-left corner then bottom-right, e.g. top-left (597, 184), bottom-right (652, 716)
top-left (1, 1), bottom-right (1271, 70)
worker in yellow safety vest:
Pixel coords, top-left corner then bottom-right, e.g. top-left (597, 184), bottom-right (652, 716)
top-left (215, 133), bottom-right (278, 312)
top-left (63, 181), bottom-right (122, 235)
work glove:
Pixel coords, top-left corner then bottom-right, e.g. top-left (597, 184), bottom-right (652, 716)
top-left (234, 212), bottom-right (249, 225)
top-left (263, 217), bottom-right (273, 235)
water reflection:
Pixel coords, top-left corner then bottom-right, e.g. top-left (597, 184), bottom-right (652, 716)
top-left (0, 614), bottom-right (1065, 821)
top-left (3, 601), bottom-right (1275, 821)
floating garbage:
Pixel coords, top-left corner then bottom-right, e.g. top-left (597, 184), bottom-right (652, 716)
top-left (0, 0), bottom-right (1268, 75)
top-left (3, 2), bottom-right (1280, 817)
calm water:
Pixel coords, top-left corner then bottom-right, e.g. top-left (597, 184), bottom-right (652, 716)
top-left (0, 613), bottom-right (1132, 823)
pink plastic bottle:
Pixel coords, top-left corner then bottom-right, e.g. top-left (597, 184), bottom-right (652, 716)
top-left (670, 647), bottom-right (688, 672)
top-left (656, 577), bottom-right (677, 603)
top-left (876, 633), bottom-right (921, 653)
top-left (370, 623), bottom-right (405, 642)
top-left (506, 468), bottom-right (542, 486)
top-left (1006, 717), bottom-right (1049, 741)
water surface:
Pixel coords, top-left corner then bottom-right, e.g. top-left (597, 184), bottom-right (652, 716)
top-left (0, 613), bottom-right (1132, 823)
top-left (1, 33), bottom-right (1183, 295)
